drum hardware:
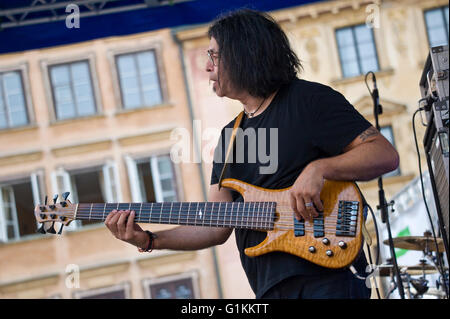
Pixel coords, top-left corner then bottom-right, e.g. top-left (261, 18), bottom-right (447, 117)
top-left (381, 231), bottom-right (449, 298)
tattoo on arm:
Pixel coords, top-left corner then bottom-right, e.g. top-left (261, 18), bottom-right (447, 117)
top-left (359, 127), bottom-right (379, 142)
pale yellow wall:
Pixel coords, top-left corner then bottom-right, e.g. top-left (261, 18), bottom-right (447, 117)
top-left (0, 28), bottom-right (216, 299)
top-left (0, 0), bottom-right (447, 299)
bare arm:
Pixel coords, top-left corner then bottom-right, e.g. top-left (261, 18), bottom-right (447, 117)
top-left (315, 126), bottom-right (399, 181)
top-left (290, 126), bottom-right (399, 221)
top-left (105, 184), bottom-right (234, 251)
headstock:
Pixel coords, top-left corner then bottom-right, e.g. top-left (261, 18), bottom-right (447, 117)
top-left (34, 192), bottom-right (76, 235)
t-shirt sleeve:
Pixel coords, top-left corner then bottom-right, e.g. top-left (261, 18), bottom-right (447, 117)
top-left (311, 86), bottom-right (372, 156)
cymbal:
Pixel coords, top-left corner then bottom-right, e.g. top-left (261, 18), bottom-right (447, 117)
top-left (383, 236), bottom-right (445, 252)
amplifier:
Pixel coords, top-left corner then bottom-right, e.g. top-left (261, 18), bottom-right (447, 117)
top-left (419, 45), bottom-right (449, 257)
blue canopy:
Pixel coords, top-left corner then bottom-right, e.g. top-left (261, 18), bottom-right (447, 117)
top-left (0, 0), bottom-right (321, 54)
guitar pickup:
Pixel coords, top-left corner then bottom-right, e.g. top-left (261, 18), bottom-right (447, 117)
top-left (313, 212), bottom-right (324, 238)
top-left (294, 217), bottom-right (305, 237)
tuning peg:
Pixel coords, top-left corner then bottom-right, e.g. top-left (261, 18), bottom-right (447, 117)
top-left (62, 192), bottom-right (70, 201)
top-left (53, 194), bottom-right (58, 204)
top-left (57, 224), bottom-right (64, 235)
top-left (37, 223), bottom-right (46, 234)
top-left (44, 195), bottom-right (48, 205)
top-left (46, 221), bottom-right (57, 234)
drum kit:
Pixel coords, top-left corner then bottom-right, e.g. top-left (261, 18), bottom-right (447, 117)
top-left (379, 231), bottom-right (449, 299)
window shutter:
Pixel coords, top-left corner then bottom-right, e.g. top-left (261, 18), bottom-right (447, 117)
top-left (125, 155), bottom-right (143, 203)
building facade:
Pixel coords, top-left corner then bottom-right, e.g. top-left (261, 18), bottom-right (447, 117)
top-left (0, 0), bottom-right (448, 298)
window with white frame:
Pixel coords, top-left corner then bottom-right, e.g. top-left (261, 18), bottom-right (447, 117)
top-left (115, 50), bottom-right (163, 110)
top-left (0, 70), bottom-right (29, 129)
top-left (335, 24), bottom-right (380, 78)
top-left (424, 5), bottom-right (449, 47)
top-left (51, 161), bottom-right (122, 228)
top-left (48, 60), bottom-right (97, 120)
top-left (125, 154), bottom-right (177, 203)
top-left (380, 125), bottom-right (401, 177)
top-left (0, 172), bottom-right (44, 242)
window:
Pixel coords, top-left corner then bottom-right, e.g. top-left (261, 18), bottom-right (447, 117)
top-left (0, 172), bottom-right (43, 242)
top-left (0, 71), bottom-right (29, 129)
top-left (51, 161), bottom-right (121, 228)
top-left (48, 61), bottom-right (97, 120)
top-left (125, 154), bottom-right (177, 203)
top-left (424, 6), bottom-right (449, 47)
top-left (380, 125), bottom-right (400, 177)
top-left (116, 50), bottom-right (163, 110)
top-left (336, 24), bottom-right (379, 78)
top-left (74, 283), bottom-right (130, 299)
top-left (144, 274), bottom-right (198, 299)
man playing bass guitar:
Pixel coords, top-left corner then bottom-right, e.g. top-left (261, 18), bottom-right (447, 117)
top-left (105, 9), bottom-right (399, 299)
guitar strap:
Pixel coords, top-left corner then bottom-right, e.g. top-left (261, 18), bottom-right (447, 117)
top-left (218, 111), bottom-right (244, 190)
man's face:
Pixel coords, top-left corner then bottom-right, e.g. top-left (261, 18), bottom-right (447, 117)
top-left (206, 37), bottom-right (235, 98)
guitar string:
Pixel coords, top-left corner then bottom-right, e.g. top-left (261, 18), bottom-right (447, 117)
top-left (56, 214), bottom-right (356, 233)
top-left (48, 213), bottom-right (357, 234)
top-left (47, 205), bottom-right (360, 230)
top-left (68, 210), bottom-right (357, 228)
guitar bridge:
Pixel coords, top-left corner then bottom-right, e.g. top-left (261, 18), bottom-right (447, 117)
top-left (336, 200), bottom-right (359, 237)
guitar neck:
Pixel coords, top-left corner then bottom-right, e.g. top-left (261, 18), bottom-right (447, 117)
top-left (74, 202), bottom-right (276, 230)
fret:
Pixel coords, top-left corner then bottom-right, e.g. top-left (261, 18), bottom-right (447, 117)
top-left (261, 202), bottom-right (265, 229)
top-left (139, 203), bottom-right (143, 223)
top-left (187, 202), bottom-right (191, 226)
top-left (263, 202), bottom-right (267, 229)
top-left (202, 202), bottom-right (207, 226)
top-left (149, 203), bottom-right (153, 223)
top-left (251, 202), bottom-right (256, 229)
top-left (256, 202), bottom-right (261, 228)
top-left (194, 201), bottom-right (198, 226)
top-left (234, 202), bottom-right (239, 227)
top-left (209, 203), bottom-right (213, 226)
top-left (229, 202), bottom-right (232, 226)
top-left (213, 202), bottom-right (218, 227)
top-left (102, 204), bottom-right (106, 222)
top-left (241, 202), bottom-right (244, 228)
top-left (257, 202), bottom-right (261, 229)
top-left (158, 203), bottom-right (162, 224)
top-left (89, 203), bottom-right (93, 221)
top-left (222, 202), bottom-right (226, 228)
top-left (175, 202), bottom-right (181, 225)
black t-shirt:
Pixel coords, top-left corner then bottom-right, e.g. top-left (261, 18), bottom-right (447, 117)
top-left (210, 78), bottom-right (372, 298)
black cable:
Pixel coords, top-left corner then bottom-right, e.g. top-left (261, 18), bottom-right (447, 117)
top-left (412, 108), bottom-right (449, 298)
top-left (366, 202), bottom-right (382, 299)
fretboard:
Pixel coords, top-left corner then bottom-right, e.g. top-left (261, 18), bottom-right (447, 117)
top-left (75, 202), bottom-right (276, 230)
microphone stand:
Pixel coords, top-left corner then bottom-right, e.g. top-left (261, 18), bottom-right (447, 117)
top-left (367, 71), bottom-right (406, 299)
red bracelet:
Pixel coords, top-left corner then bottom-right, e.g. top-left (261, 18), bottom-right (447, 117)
top-left (138, 230), bottom-right (157, 253)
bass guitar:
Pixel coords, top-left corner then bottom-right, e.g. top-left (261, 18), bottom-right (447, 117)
top-left (34, 178), bottom-right (364, 269)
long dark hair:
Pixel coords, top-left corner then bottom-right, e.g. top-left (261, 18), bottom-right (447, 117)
top-left (208, 9), bottom-right (302, 98)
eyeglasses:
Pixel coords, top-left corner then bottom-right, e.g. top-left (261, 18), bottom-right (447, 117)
top-left (207, 49), bottom-right (220, 66)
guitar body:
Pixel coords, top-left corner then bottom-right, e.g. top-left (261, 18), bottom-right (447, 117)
top-left (221, 178), bottom-right (364, 269)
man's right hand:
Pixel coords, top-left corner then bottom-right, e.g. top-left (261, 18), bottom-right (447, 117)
top-left (105, 209), bottom-right (149, 249)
